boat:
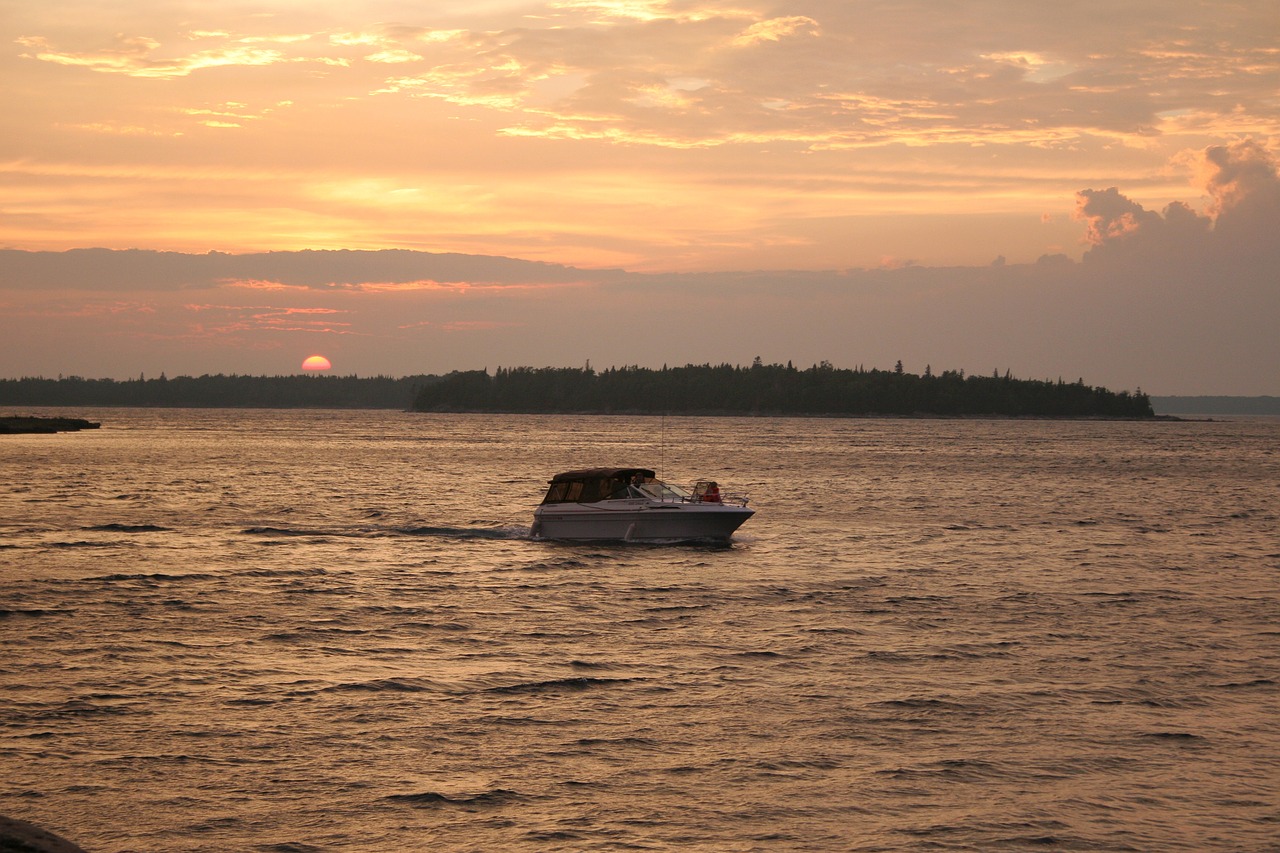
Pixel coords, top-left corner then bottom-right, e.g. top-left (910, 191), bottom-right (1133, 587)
top-left (530, 467), bottom-right (754, 542)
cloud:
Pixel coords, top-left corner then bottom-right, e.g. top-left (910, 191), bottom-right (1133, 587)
top-left (1199, 139), bottom-right (1280, 252)
top-left (22, 2), bottom-right (1271, 152)
top-left (439, 319), bottom-right (524, 331)
top-left (351, 279), bottom-right (590, 294)
top-left (1075, 187), bottom-right (1169, 246)
top-left (1075, 139), bottom-right (1280, 266)
top-left (12, 0), bottom-right (1277, 203)
top-left (730, 16), bottom-right (819, 47)
top-left (0, 299), bottom-right (157, 320)
top-left (548, 0), bottom-right (728, 24)
top-left (17, 34), bottom-right (293, 79)
top-left (0, 248), bottom-right (613, 292)
top-left (1073, 188), bottom-right (1212, 269)
top-left (177, 303), bottom-right (356, 337)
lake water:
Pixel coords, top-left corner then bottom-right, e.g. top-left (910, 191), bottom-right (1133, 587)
top-left (2, 409), bottom-right (1277, 852)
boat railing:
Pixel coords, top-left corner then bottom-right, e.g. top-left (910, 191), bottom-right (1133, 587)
top-left (689, 480), bottom-right (749, 507)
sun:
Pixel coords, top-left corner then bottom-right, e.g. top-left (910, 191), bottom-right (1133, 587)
top-left (301, 355), bottom-right (332, 371)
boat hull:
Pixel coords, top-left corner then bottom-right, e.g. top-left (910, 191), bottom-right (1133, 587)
top-left (532, 501), bottom-right (754, 542)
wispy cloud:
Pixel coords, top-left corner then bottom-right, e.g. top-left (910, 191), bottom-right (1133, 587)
top-left (16, 34), bottom-right (295, 78)
top-left (180, 303), bottom-right (357, 336)
top-left (439, 319), bottom-right (524, 331)
top-left (22, 3), bottom-right (1271, 152)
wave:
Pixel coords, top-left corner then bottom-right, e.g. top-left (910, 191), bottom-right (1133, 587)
top-left (575, 736), bottom-right (660, 748)
top-left (384, 789), bottom-right (523, 808)
top-left (876, 758), bottom-right (1006, 782)
top-left (240, 526), bottom-right (344, 538)
top-left (48, 540), bottom-right (120, 548)
top-left (483, 676), bottom-right (642, 694)
top-left (83, 523), bottom-right (170, 533)
top-left (1214, 678), bottom-right (1275, 689)
top-left (99, 571), bottom-right (217, 582)
top-left (568, 659), bottom-right (622, 670)
top-left (0, 607), bottom-right (74, 619)
top-left (239, 567), bottom-right (327, 578)
top-left (871, 697), bottom-right (976, 712)
top-left (321, 677), bottom-right (447, 694)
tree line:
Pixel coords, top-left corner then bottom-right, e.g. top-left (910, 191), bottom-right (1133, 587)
top-left (0, 374), bottom-right (434, 409)
top-left (412, 361), bottom-right (1155, 418)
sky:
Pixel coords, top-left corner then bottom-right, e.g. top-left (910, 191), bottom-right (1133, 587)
top-left (2, 0), bottom-right (1278, 394)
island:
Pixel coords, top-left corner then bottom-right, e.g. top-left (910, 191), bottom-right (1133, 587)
top-left (0, 416), bottom-right (101, 434)
top-left (412, 362), bottom-right (1156, 418)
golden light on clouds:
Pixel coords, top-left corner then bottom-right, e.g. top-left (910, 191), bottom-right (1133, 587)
top-left (6, 0), bottom-right (1275, 269)
top-left (16, 34), bottom-right (293, 79)
top-left (731, 16), bottom-right (819, 47)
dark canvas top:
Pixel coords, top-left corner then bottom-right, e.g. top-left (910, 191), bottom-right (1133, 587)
top-left (540, 468), bottom-right (657, 504)
top-left (547, 467), bottom-right (655, 483)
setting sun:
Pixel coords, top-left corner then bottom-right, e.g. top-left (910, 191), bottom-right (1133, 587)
top-left (301, 355), bottom-right (331, 371)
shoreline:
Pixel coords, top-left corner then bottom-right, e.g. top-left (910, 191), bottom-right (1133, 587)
top-left (1, 407), bottom-right (1205, 422)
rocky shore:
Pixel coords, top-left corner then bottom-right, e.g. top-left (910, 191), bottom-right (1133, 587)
top-left (0, 416), bottom-right (100, 434)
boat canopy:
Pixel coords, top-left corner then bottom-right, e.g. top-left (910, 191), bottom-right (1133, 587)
top-left (541, 468), bottom-right (656, 504)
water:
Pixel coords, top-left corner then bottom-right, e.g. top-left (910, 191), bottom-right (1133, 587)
top-left (2, 409), bottom-right (1277, 851)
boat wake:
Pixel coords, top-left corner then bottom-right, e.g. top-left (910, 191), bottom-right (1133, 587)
top-left (237, 523), bottom-right (531, 541)
top-left (400, 524), bottom-right (530, 540)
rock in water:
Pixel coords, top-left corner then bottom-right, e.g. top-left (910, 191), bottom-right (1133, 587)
top-left (0, 815), bottom-right (89, 853)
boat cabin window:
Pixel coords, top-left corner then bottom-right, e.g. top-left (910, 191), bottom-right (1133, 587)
top-left (541, 477), bottom-right (619, 503)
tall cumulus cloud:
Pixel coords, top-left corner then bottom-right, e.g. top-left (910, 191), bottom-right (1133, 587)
top-left (1075, 140), bottom-right (1280, 266)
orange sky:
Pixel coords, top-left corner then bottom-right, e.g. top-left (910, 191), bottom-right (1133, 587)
top-left (2, 1), bottom-right (1278, 392)
top-left (6, 0), bottom-right (1277, 269)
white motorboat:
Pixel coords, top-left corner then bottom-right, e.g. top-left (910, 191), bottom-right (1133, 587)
top-left (530, 467), bottom-right (754, 542)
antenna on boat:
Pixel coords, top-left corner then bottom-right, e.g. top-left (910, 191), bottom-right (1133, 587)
top-left (659, 380), bottom-right (670, 479)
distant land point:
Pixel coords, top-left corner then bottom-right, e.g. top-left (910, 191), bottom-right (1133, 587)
top-left (0, 415), bottom-right (101, 434)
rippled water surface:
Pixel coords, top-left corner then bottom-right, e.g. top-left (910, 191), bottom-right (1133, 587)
top-left (2, 409), bottom-right (1278, 851)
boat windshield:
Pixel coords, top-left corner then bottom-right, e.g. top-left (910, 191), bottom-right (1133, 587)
top-left (637, 481), bottom-right (692, 502)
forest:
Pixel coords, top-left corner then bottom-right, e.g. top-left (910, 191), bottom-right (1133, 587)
top-left (412, 361), bottom-right (1155, 418)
